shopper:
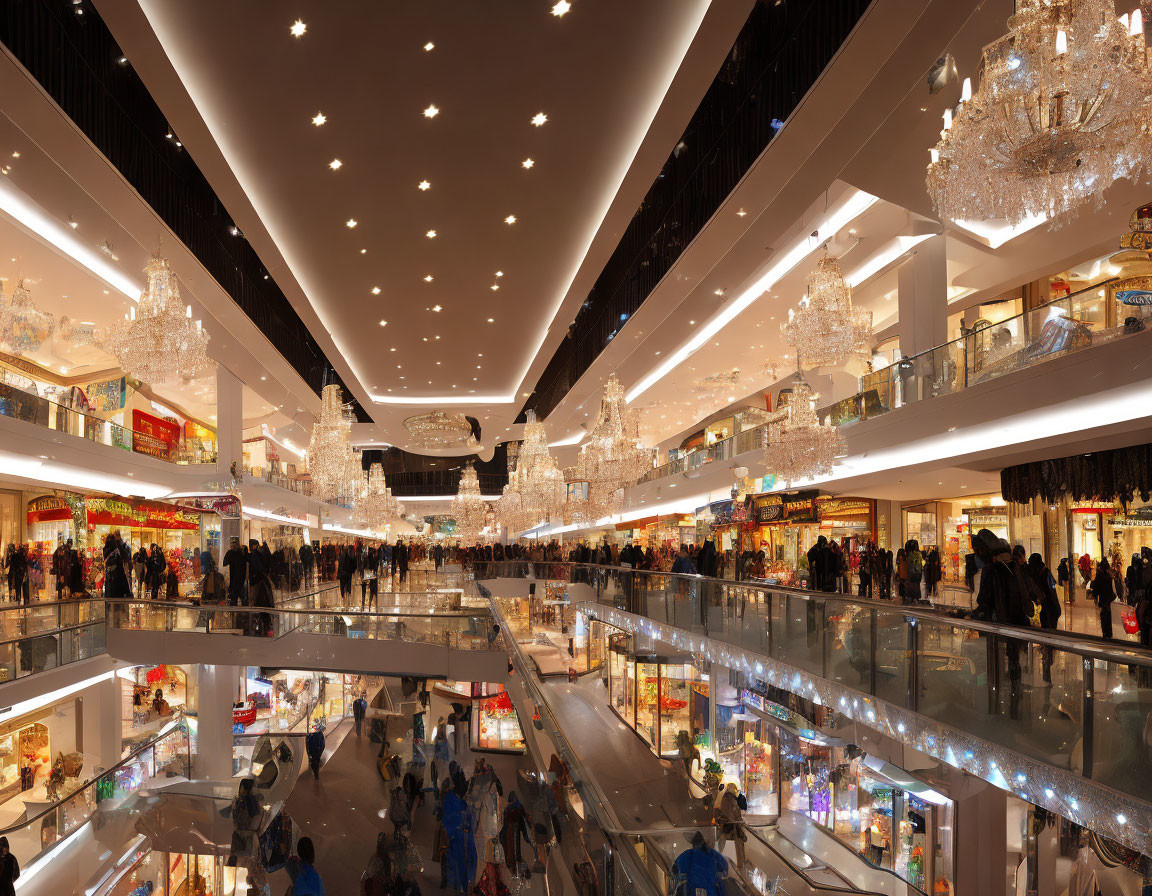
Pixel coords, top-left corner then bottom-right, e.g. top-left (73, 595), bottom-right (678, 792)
top-left (0, 837), bottom-right (18, 896)
top-left (338, 546), bottom-right (355, 599)
top-left (672, 831), bottom-right (728, 896)
top-left (104, 533), bottom-right (132, 599)
top-left (671, 545), bottom-right (696, 575)
top-left (145, 544), bottom-right (165, 600)
top-left (441, 786), bottom-right (478, 894)
top-left (223, 537), bottom-right (247, 605)
top-left (361, 833), bottom-right (393, 896)
top-left (288, 837), bottom-right (326, 896)
top-left (499, 791), bottom-right (532, 880)
top-left (389, 784), bottom-right (411, 837)
top-left (1027, 555), bottom-right (1059, 680)
top-left (305, 723), bottom-right (326, 780)
top-left (353, 692), bottom-right (368, 736)
top-left (903, 540), bottom-right (924, 604)
top-left (715, 783), bottom-right (747, 871)
top-left (1094, 556), bottom-right (1118, 639)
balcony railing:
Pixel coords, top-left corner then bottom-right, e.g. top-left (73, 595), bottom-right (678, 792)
top-left (472, 561), bottom-right (1152, 838)
top-left (0, 598), bottom-right (106, 683)
top-left (639, 277), bottom-right (1134, 485)
top-left (0, 379), bottom-right (217, 464)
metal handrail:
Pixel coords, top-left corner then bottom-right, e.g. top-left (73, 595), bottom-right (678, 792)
top-left (473, 560), bottom-right (1152, 667)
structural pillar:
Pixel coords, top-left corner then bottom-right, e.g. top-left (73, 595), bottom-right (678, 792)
top-left (195, 664), bottom-right (241, 780)
top-left (79, 674), bottom-right (122, 775)
top-left (954, 783), bottom-right (1008, 895)
top-left (897, 235), bottom-right (949, 405)
top-left (216, 365), bottom-right (244, 545)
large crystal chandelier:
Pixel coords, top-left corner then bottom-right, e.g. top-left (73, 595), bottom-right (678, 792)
top-left (307, 384), bottom-right (357, 502)
top-left (0, 280), bottom-right (56, 354)
top-left (403, 411), bottom-right (478, 450)
top-left (353, 462), bottom-right (399, 530)
top-left (105, 256), bottom-right (211, 384)
top-left (577, 374), bottom-right (653, 517)
top-left (781, 256), bottom-right (871, 368)
top-left (763, 371), bottom-right (844, 488)
top-left (513, 410), bottom-right (566, 528)
top-left (451, 463), bottom-right (489, 541)
top-left (927, 0), bottom-right (1152, 225)
top-left (495, 472), bottom-right (531, 536)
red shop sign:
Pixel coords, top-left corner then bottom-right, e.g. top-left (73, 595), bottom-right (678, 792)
top-left (132, 409), bottom-right (181, 459)
top-left (86, 497), bottom-right (200, 530)
top-left (26, 495), bottom-right (73, 524)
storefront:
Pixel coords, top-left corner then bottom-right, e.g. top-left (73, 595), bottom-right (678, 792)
top-left (121, 665), bottom-right (188, 745)
top-left (751, 493), bottom-right (876, 586)
top-left (470, 683), bottom-right (526, 753)
top-left (606, 635), bottom-right (709, 759)
top-left (240, 669), bottom-right (353, 734)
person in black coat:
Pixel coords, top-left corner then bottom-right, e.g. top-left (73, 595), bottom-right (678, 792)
top-left (0, 836), bottom-right (19, 896)
top-left (145, 544), bottom-right (165, 600)
top-left (337, 546), bottom-right (355, 599)
top-left (1093, 557), bottom-right (1118, 640)
top-left (103, 534), bottom-right (131, 599)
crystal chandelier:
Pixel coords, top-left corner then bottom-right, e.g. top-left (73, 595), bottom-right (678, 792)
top-left (763, 370), bottom-right (844, 487)
top-left (563, 469), bottom-right (595, 527)
top-left (781, 256), bottom-right (871, 368)
top-left (927, 0), bottom-right (1152, 225)
top-left (451, 463), bottom-right (490, 541)
top-left (307, 384), bottom-right (357, 502)
top-left (577, 374), bottom-right (654, 517)
top-left (353, 462), bottom-right (398, 530)
top-left (495, 472), bottom-right (531, 536)
top-left (403, 411), bottom-right (477, 450)
top-left (513, 410), bottom-right (566, 529)
top-left (0, 279), bottom-right (56, 355)
top-left (105, 256), bottom-right (211, 384)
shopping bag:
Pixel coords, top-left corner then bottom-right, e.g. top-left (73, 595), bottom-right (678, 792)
top-left (1122, 607), bottom-right (1140, 635)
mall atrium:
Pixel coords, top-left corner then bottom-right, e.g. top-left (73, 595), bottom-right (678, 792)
top-left (1, 0), bottom-right (1151, 893)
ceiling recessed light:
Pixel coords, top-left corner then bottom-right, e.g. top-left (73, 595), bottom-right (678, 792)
top-left (490, 284), bottom-right (499, 291)
top-left (378, 320), bottom-right (387, 327)
top-left (329, 158), bottom-right (343, 170)
top-left (423, 337), bottom-right (429, 342)
top-left (436, 361), bottom-right (441, 365)
top-left (371, 286), bottom-right (381, 295)
top-left (522, 158), bottom-right (535, 169)
top-left (714, 288), bottom-right (725, 296)
top-left (290, 19), bottom-right (307, 37)
top-left (346, 218), bottom-right (358, 228)
top-left (504, 215), bottom-right (517, 225)
top-left (423, 104), bottom-right (440, 119)
top-left (360, 248), bottom-right (367, 254)
top-left (487, 318), bottom-right (494, 323)
top-left (552, 0), bottom-right (572, 16)
top-left (495, 271), bottom-right (504, 278)
top-left (390, 347), bottom-right (396, 352)
top-left (736, 208), bottom-right (747, 217)
top-left (418, 180), bottom-right (431, 191)
top-left (312, 112), bottom-right (327, 126)
top-left (426, 229), bottom-right (437, 238)
top-left (432, 304), bottom-right (442, 312)
top-left (424, 274), bottom-right (434, 282)
top-left (434, 335), bottom-right (440, 340)
top-left (531, 112), bottom-right (548, 127)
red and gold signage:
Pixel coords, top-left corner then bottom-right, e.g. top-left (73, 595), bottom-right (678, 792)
top-left (26, 495), bottom-right (72, 524)
top-left (815, 497), bottom-right (874, 519)
top-left (132, 409), bottom-right (181, 460)
top-left (86, 498), bottom-right (200, 530)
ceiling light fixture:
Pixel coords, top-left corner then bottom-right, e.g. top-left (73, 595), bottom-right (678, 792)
top-left (290, 19), bottom-right (307, 37)
top-left (423, 104), bottom-right (440, 119)
top-left (490, 284), bottom-right (499, 291)
top-left (312, 112), bottom-right (327, 126)
top-left (346, 218), bottom-right (358, 228)
top-left (504, 215), bottom-right (517, 225)
top-left (426, 229), bottom-right (437, 238)
top-left (495, 271), bottom-right (504, 278)
top-left (432, 305), bottom-right (442, 312)
top-left (522, 158), bottom-right (535, 169)
top-left (371, 286), bottom-right (381, 295)
top-left (531, 113), bottom-right (548, 127)
top-left (328, 159), bottom-right (342, 170)
top-left (424, 41), bottom-right (435, 51)
top-left (424, 274), bottom-right (434, 282)
top-left (379, 320), bottom-right (387, 327)
top-left (737, 208), bottom-right (748, 217)
top-left (552, 1), bottom-right (572, 16)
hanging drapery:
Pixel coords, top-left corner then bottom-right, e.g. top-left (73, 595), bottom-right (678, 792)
top-left (1000, 444), bottom-right (1152, 506)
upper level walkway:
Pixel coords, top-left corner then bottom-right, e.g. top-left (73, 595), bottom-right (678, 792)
top-left (473, 560), bottom-right (1152, 858)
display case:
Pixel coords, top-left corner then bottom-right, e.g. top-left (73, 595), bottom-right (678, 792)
top-left (470, 685), bottom-right (525, 754)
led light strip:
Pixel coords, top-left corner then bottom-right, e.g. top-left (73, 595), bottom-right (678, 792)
top-left (0, 177), bottom-right (141, 300)
top-left (626, 189), bottom-right (879, 403)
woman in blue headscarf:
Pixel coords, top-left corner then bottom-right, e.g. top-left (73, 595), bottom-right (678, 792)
top-left (441, 788), bottom-right (477, 894)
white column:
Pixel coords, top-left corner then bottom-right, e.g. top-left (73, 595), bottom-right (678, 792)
top-left (216, 366), bottom-right (244, 545)
top-left (80, 675), bottom-right (122, 774)
top-left (195, 664), bottom-right (241, 779)
top-left (954, 783), bottom-right (1008, 895)
top-left (897, 235), bottom-right (949, 359)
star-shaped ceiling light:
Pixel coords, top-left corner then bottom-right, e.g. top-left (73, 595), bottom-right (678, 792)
top-left (290, 19), bottom-right (307, 37)
top-left (423, 104), bottom-right (440, 119)
top-left (531, 113), bottom-right (548, 127)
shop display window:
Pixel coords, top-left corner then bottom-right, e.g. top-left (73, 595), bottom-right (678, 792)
top-left (472, 686), bottom-right (525, 753)
top-left (741, 721), bottom-right (777, 816)
top-left (778, 730), bottom-right (834, 828)
top-left (657, 664), bottom-right (694, 756)
top-left (635, 661), bottom-right (659, 746)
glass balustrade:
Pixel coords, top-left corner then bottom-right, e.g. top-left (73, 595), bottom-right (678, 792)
top-left (0, 379), bottom-right (216, 464)
top-left (640, 278), bottom-right (1131, 484)
top-left (0, 722), bottom-right (190, 868)
top-left (474, 561), bottom-right (1152, 808)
